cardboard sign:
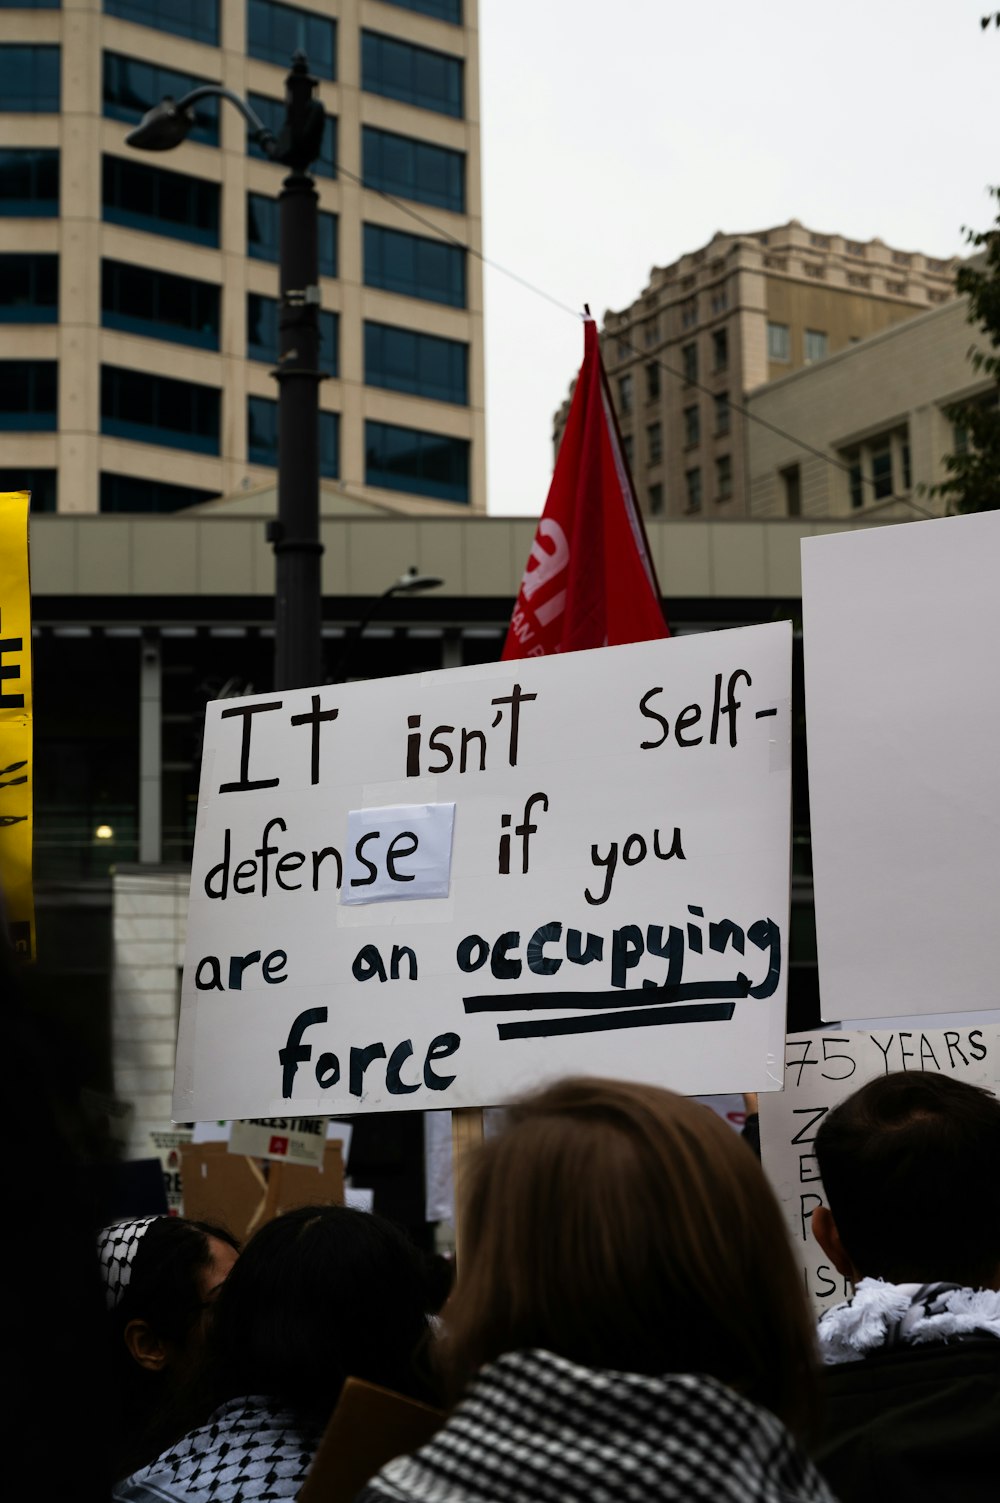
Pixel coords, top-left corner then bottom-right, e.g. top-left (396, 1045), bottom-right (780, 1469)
top-left (299, 1378), bottom-right (444, 1503)
top-left (0, 491), bottom-right (33, 958)
top-left (175, 624), bottom-right (793, 1121)
top-left (179, 1140), bottom-right (343, 1242)
top-left (758, 1024), bottom-right (999, 1313)
top-left (229, 1116), bottom-right (327, 1167)
top-left (801, 512), bottom-right (1000, 1022)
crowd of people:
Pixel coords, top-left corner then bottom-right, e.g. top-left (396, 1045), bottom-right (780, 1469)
top-left (77, 1068), bottom-right (999, 1503)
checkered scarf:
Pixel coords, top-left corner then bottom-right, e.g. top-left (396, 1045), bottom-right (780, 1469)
top-left (360, 1348), bottom-right (835, 1503)
top-left (98, 1216), bottom-right (160, 1311)
top-left (113, 1396), bottom-right (322, 1503)
top-left (818, 1279), bottom-right (1000, 1366)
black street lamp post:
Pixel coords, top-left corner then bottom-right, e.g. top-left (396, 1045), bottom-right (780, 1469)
top-left (126, 52), bottom-right (326, 691)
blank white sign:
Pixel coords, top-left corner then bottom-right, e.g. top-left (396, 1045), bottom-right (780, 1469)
top-left (801, 512), bottom-right (1000, 1022)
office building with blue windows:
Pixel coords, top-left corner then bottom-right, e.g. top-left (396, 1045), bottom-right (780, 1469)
top-left (0, 0), bottom-right (485, 514)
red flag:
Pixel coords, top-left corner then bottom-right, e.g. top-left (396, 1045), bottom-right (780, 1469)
top-left (502, 318), bottom-right (669, 660)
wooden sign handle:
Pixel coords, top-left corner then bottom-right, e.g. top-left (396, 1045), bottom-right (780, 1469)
top-left (450, 1106), bottom-right (484, 1267)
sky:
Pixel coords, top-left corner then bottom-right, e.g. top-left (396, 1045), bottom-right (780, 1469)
top-left (476, 0), bottom-right (999, 515)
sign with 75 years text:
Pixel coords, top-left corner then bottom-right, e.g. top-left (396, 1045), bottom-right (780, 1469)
top-left (174, 624), bottom-right (792, 1121)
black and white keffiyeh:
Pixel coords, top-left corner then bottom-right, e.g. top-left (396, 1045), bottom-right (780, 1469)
top-left (113, 1395), bottom-right (322, 1503)
top-left (98, 1216), bottom-right (160, 1310)
top-left (360, 1348), bottom-right (834, 1503)
top-left (818, 1278), bottom-right (1000, 1366)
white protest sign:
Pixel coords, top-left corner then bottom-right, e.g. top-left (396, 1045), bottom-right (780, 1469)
top-left (174, 624), bottom-right (793, 1121)
top-left (801, 511), bottom-right (1000, 1022)
top-left (228, 1116), bottom-right (327, 1167)
top-left (758, 1024), bottom-right (999, 1314)
top-left (149, 1128), bottom-right (192, 1212)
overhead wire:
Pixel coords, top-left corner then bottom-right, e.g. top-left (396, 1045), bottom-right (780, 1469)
top-left (334, 158), bottom-right (947, 520)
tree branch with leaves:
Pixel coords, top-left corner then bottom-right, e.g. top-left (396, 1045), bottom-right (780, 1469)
top-left (930, 186), bottom-right (1000, 514)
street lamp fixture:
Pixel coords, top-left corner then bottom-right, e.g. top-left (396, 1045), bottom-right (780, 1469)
top-left (126, 53), bottom-right (326, 693)
top-left (334, 567), bottom-right (445, 681)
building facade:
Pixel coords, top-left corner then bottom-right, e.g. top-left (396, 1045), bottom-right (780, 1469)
top-left (555, 220), bottom-right (959, 520)
top-left (746, 296), bottom-right (994, 520)
top-left (0, 0), bottom-right (486, 514)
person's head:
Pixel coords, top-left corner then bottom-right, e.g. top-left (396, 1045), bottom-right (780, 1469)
top-left (101, 1216), bottom-right (239, 1384)
top-left (441, 1076), bottom-right (819, 1435)
top-left (812, 1070), bottom-right (1000, 1290)
top-left (205, 1204), bottom-right (440, 1423)
top-left (99, 1215), bottom-right (239, 1474)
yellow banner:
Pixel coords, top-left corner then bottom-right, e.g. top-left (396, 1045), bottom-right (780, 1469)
top-left (0, 492), bottom-right (33, 959)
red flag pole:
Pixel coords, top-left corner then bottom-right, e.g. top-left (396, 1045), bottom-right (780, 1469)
top-left (503, 315), bottom-right (669, 661)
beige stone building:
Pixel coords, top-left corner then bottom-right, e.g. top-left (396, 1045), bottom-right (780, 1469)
top-left (0, 0), bottom-right (486, 514)
top-left (746, 295), bottom-right (993, 521)
top-left (556, 220), bottom-right (959, 520)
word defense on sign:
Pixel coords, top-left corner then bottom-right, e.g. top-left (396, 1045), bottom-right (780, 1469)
top-left (174, 623), bottom-right (793, 1121)
top-left (757, 1026), bottom-right (998, 1315)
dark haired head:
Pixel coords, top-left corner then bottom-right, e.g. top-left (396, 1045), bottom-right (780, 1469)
top-left (814, 1070), bottom-right (1000, 1288)
top-left (105, 1216), bottom-right (239, 1473)
top-left (204, 1205), bottom-right (440, 1425)
top-left (441, 1076), bottom-right (819, 1437)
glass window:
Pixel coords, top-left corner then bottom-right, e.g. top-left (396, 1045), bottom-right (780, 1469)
top-left (247, 292), bottom-right (338, 375)
top-left (871, 442), bottom-right (893, 499)
top-left (716, 454), bottom-right (733, 501)
top-left (248, 92), bottom-right (337, 177)
top-left (714, 392), bottom-right (730, 436)
top-left (621, 433), bottom-right (634, 469)
top-left (804, 328), bottom-right (828, 363)
top-left (712, 327), bottom-right (728, 371)
top-left (0, 148), bottom-right (59, 216)
top-left (648, 482), bottom-right (664, 516)
top-left (767, 321), bottom-right (790, 361)
top-left (101, 259), bottom-right (220, 349)
top-left (845, 448), bottom-right (863, 509)
top-left (781, 464), bottom-right (801, 517)
top-left (683, 404), bottom-right (700, 447)
top-left (379, 0), bottom-right (462, 21)
top-left (364, 321), bottom-right (467, 405)
top-left (681, 299), bottom-right (697, 330)
top-left (0, 467), bottom-right (57, 512)
top-left (362, 30), bottom-right (463, 118)
top-left (362, 126), bottom-right (464, 213)
top-left (247, 394), bottom-right (339, 477)
top-left (247, 0), bottom-right (336, 79)
top-left (363, 223), bottom-right (464, 308)
top-left (103, 0), bottom-right (220, 45)
top-left (103, 53), bottom-right (220, 146)
top-left (0, 253), bottom-right (58, 322)
top-left (617, 373), bottom-right (633, 415)
top-left (0, 360), bottom-right (57, 430)
top-left (100, 473), bottom-right (218, 513)
top-left (685, 467), bottom-right (702, 511)
top-left (682, 342), bottom-right (697, 382)
top-left (647, 422), bottom-right (662, 466)
top-left (365, 420), bottom-right (469, 503)
top-left (0, 44), bottom-right (60, 111)
top-left (103, 156), bottom-right (219, 245)
top-left (101, 365), bottom-right (220, 453)
top-left (249, 192), bottom-right (337, 275)
top-left (645, 361), bottom-right (660, 401)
